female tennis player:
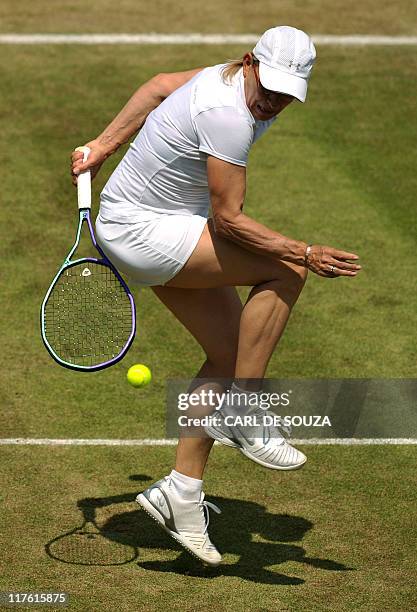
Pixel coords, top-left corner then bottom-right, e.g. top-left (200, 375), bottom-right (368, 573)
top-left (72, 26), bottom-right (361, 566)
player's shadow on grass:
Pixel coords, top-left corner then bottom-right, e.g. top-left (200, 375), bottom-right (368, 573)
top-left (103, 493), bottom-right (351, 583)
top-left (45, 485), bottom-right (353, 583)
top-left (132, 495), bottom-right (352, 583)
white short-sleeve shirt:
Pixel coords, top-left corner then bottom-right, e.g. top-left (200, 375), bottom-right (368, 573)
top-left (100, 64), bottom-right (276, 220)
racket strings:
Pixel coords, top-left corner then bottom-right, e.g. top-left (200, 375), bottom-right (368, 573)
top-left (43, 262), bottom-right (133, 367)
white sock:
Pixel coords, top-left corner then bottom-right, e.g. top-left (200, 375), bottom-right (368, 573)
top-left (222, 383), bottom-right (262, 417)
top-left (169, 469), bottom-right (203, 502)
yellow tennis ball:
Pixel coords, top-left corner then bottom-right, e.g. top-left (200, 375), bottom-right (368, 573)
top-left (127, 364), bottom-right (152, 388)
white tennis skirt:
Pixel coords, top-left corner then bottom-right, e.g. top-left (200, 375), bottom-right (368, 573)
top-left (95, 210), bottom-right (207, 287)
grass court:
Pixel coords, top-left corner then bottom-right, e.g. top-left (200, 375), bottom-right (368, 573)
top-left (1, 2), bottom-right (416, 610)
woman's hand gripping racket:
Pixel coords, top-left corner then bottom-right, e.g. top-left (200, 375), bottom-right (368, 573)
top-left (41, 146), bottom-right (136, 371)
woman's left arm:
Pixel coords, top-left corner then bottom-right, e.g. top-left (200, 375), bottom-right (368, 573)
top-left (71, 68), bottom-right (203, 181)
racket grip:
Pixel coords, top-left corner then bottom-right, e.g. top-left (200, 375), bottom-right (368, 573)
top-left (75, 146), bottom-right (91, 209)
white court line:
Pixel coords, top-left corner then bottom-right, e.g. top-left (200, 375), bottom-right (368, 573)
top-left (0, 438), bottom-right (178, 446)
top-left (0, 438), bottom-right (416, 445)
top-left (0, 34), bottom-right (417, 45)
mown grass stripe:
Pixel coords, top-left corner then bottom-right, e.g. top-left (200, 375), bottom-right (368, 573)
top-left (0, 34), bottom-right (417, 45)
top-left (1, 438), bottom-right (416, 445)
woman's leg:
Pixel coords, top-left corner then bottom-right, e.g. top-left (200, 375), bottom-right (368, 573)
top-left (166, 219), bottom-right (307, 388)
top-left (152, 284), bottom-right (243, 479)
top-left (152, 220), bottom-right (306, 477)
top-left (138, 222), bottom-right (307, 564)
top-left (138, 222), bottom-right (307, 565)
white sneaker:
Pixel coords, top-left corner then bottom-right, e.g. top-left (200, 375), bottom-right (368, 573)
top-left (205, 406), bottom-right (307, 470)
top-left (136, 477), bottom-right (222, 566)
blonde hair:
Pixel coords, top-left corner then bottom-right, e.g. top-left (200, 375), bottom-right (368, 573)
top-left (221, 55), bottom-right (259, 84)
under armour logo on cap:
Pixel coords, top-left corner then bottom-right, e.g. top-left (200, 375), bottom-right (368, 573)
top-left (288, 61), bottom-right (301, 70)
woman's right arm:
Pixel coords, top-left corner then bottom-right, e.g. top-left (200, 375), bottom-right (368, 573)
top-left (71, 68), bottom-right (203, 182)
top-left (208, 155), bottom-right (361, 277)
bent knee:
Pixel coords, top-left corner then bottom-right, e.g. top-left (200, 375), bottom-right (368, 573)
top-left (272, 263), bottom-right (308, 292)
top-left (252, 264), bottom-right (307, 303)
top-left (282, 264), bottom-right (307, 299)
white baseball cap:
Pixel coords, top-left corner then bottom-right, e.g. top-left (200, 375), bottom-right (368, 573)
top-left (253, 26), bottom-right (316, 103)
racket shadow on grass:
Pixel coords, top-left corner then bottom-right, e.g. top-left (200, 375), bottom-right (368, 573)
top-left (45, 497), bottom-right (139, 566)
top-left (44, 475), bottom-right (152, 567)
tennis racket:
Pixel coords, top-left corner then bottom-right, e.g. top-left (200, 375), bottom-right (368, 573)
top-left (40, 146), bottom-right (136, 371)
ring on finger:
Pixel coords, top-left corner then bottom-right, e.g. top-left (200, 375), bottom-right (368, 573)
top-left (329, 265), bottom-right (335, 273)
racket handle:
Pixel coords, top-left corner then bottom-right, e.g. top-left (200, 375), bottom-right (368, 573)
top-left (75, 146), bottom-right (91, 209)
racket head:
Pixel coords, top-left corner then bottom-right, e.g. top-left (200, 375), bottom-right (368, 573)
top-left (41, 256), bottom-right (135, 372)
